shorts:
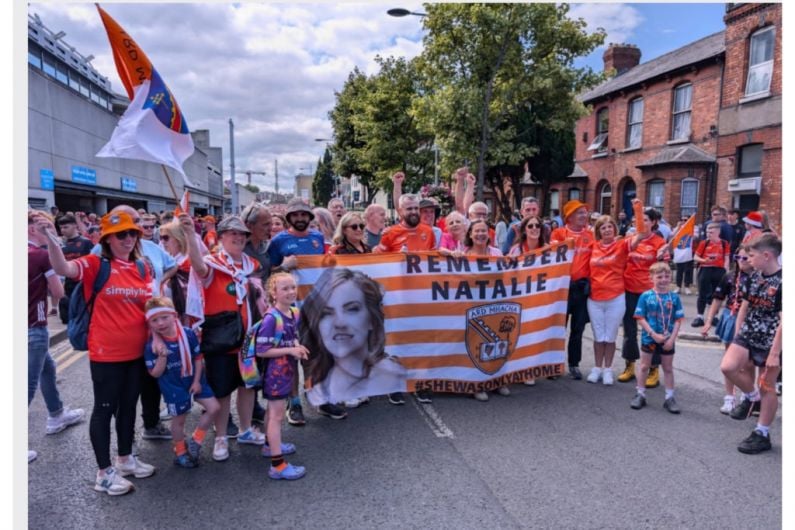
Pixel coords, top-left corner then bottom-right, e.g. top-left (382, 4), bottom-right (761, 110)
top-left (732, 334), bottom-right (779, 368)
top-left (641, 343), bottom-right (675, 356)
top-left (587, 295), bottom-right (625, 343)
top-left (160, 372), bottom-right (214, 416)
top-left (714, 308), bottom-right (737, 345)
top-left (204, 353), bottom-right (243, 399)
top-left (262, 355), bottom-right (295, 401)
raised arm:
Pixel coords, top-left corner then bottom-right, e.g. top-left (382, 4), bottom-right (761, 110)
top-left (179, 213), bottom-right (209, 278)
top-left (35, 216), bottom-right (80, 279)
top-left (391, 171), bottom-right (404, 217)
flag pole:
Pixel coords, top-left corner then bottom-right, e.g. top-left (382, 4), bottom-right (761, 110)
top-left (161, 165), bottom-right (180, 205)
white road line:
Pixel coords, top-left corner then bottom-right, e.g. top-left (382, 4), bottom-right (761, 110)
top-left (411, 397), bottom-right (455, 439)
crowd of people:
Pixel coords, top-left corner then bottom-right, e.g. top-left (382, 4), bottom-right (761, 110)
top-left (27, 169), bottom-right (782, 495)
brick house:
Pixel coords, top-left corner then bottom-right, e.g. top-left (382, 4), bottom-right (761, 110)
top-left (570, 2), bottom-right (781, 230)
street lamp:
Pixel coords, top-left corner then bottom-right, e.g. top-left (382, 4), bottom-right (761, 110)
top-left (387, 8), bottom-right (427, 17)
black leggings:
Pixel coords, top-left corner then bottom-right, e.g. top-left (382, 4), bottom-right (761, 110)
top-left (89, 359), bottom-right (142, 470)
top-left (566, 279), bottom-right (590, 367)
top-left (140, 362), bottom-right (162, 430)
top-left (675, 261), bottom-right (694, 288)
top-left (622, 291), bottom-right (661, 366)
top-left (697, 267), bottom-right (725, 315)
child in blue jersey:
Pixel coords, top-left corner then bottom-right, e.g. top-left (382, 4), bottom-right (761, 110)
top-left (144, 297), bottom-right (220, 468)
top-left (256, 272), bottom-right (309, 480)
top-left (631, 262), bottom-right (685, 414)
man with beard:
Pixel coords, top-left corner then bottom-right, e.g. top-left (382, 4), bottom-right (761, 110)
top-left (375, 187), bottom-right (436, 253)
top-left (375, 183), bottom-right (435, 405)
top-left (267, 198), bottom-right (348, 424)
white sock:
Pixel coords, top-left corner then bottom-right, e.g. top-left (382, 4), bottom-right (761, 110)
top-left (665, 389), bottom-right (675, 400)
top-left (755, 424), bottom-right (770, 437)
top-left (636, 387), bottom-right (646, 397)
top-left (748, 389), bottom-right (761, 401)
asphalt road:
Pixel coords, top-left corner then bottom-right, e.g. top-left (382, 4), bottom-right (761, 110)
top-left (28, 323), bottom-right (782, 529)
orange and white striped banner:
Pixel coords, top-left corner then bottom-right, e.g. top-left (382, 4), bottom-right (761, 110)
top-left (295, 241), bottom-right (573, 404)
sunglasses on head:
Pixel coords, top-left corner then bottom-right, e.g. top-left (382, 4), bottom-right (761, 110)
top-left (346, 223), bottom-right (365, 231)
top-left (114, 230), bottom-right (139, 240)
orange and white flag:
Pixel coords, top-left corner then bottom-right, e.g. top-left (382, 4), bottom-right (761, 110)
top-left (175, 189), bottom-right (190, 215)
top-left (295, 241), bottom-right (573, 405)
top-left (669, 214), bottom-right (695, 249)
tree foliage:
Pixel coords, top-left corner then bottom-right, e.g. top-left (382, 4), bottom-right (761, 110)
top-left (312, 148), bottom-right (335, 207)
top-left (329, 57), bottom-right (434, 203)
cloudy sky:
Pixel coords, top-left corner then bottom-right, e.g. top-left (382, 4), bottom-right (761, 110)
top-left (27, 2), bottom-right (726, 192)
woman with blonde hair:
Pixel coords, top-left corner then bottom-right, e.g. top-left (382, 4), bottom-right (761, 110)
top-left (311, 207), bottom-right (335, 252)
top-left (438, 211), bottom-right (469, 254)
top-left (330, 212), bottom-right (371, 255)
top-left (159, 220), bottom-right (192, 323)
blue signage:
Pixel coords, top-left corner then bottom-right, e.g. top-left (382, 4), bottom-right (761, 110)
top-left (71, 165), bottom-right (97, 185)
top-left (40, 169), bottom-right (54, 190)
top-left (121, 176), bottom-right (138, 192)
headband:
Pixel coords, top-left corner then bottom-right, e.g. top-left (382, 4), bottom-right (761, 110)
top-left (146, 307), bottom-right (177, 321)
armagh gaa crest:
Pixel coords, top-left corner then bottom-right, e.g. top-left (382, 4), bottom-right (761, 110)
top-left (465, 303), bottom-right (521, 374)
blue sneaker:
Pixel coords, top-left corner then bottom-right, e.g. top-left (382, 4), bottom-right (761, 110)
top-left (268, 463), bottom-right (306, 480)
top-left (187, 438), bottom-right (202, 460)
top-left (237, 427), bottom-right (265, 445)
top-left (174, 453), bottom-right (198, 468)
top-left (261, 442), bottom-right (296, 457)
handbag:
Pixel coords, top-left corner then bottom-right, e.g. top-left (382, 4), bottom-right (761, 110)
top-left (200, 310), bottom-right (244, 355)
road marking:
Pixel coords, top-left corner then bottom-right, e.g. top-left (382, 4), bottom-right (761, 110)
top-left (56, 348), bottom-right (87, 373)
top-left (411, 397), bottom-right (454, 439)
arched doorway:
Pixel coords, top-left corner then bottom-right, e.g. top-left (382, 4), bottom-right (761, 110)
top-left (619, 178), bottom-right (637, 220)
top-left (596, 180), bottom-right (612, 216)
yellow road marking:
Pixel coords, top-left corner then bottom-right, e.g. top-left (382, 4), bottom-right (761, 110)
top-left (56, 349), bottom-right (87, 373)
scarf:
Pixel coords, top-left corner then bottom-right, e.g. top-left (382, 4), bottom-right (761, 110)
top-left (185, 249), bottom-right (256, 331)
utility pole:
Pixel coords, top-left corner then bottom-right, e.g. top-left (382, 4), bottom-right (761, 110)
top-left (229, 118), bottom-right (238, 214)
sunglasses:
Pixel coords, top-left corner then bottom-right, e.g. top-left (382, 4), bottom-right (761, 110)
top-left (346, 223), bottom-right (365, 231)
top-left (526, 223), bottom-right (541, 229)
top-left (160, 235), bottom-right (170, 242)
top-left (114, 230), bottom-right (139, 240)
top-left (735, 255), bottom-right (749, 262)
top-left (141, 225), bottom-right (155, 230)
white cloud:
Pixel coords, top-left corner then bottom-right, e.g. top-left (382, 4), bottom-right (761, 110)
top-left (568, 3), bottom-right (645, 48)
top-left (27, 2), bottom-right (426, 183)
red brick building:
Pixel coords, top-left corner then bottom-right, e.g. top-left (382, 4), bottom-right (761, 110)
top-left (570, 2), bottom-right (781, 229)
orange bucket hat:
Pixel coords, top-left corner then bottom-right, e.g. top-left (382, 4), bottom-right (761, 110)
top-left (562, 200), bottom-right (587, 222)
top-left (99, 212), bottom-right (141, 240)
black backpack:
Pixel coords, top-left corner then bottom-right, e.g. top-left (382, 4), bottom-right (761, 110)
top-left (67, 257), bottom-right (146, 351)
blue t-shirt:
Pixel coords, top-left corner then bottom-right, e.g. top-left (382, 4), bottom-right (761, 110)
top-left (266, 230), bottom-right (325, 267)
top-left (634, 289), bottom-right (685, 345)
top-left (144, 327), bottom-right (206, 403)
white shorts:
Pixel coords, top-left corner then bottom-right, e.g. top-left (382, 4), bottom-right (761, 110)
top-left (587, 295), bottom-right (626, 343)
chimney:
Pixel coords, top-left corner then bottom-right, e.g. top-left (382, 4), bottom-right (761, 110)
top-left (603, 43), bottom-right (641, 76)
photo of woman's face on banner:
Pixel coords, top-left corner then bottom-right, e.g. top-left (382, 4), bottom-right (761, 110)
top-left (300, 267), bottom-right (407, 405)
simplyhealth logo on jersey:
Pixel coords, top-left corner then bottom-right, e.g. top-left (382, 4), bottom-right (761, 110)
top-left (104, 285), bottom-right (150, 298)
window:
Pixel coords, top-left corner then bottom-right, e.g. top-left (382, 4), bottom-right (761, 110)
top-left (647, 180), bottom-right (665, 217)
top-left (598, 181), bottom-right (612, 216)
top-left (69, 73), bottom-right (81, 91)
top-left (548, 190), bottom-right (559, 211)
top-left (738, 144), bottom-right (763, 178)
top-left (55, 66), bottom-right (68, 85)
top-left (588, 108), bottom-right (609, 153)
top-left (626, 98), bottom-right (643, 149)
top-left (79, 82), bottom-right (90, 98)
top-left (746, 27), bottom-right (775, 96)
top-left (568, 188), bottom-right (581, 201)
top-left (680, 179), bottom-right (699, 218)
top-left (671, 84), bottom-right (692, 140)
top-left (42, 59), bottom-right (56, 77)
top-left (28, 51), bottom-right (42, 69)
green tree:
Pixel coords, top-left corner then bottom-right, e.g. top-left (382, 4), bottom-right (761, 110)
top-left (329, 57), bottom-right (434, 203)
top-left (312, 149), bottom-right (335, 206)
top-left (415, 3), bottom-right (605, 218)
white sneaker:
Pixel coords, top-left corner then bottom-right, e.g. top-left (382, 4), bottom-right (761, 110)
top-left (672, 287), bottom-right (680, 294)
top-left (586, 367), bottom-right (602, 384)
top-left (497, 386), bottom-right (511, 396)
top-left (602, 368), bottom-right (615, 386)
top-left (684, 288), bottom-right (693, 295)
top-left (28, 450), bottom-right (37, 463)
top-left (473, 392), bottom-right (489, 402)
top-left (720, 396), bottom-right (736, 415)
top-left (115, 455), bottom-right (155, 478)
top-left (159, 408), bottom-right (172, 421)
top-left (46, 407), bottom-right (85, 435)
top-left (213, 436), bottom-right (229, 461)
top-left (523, 378), bottom-right (536, 386)
top-left (344, 397), bottom-right (369, 408)
top-left (237, 427), bottom-right (266, 445)
top-left (94, 467), bottom-right (134, 496)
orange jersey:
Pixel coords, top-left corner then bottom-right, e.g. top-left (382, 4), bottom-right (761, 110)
top-left (75, 254), bottom-right (152, 362)
top-left (203, 230), bottom-right (218, 251)
top-left (551, 225), bottom-right (594, 281)
top-left (202, 257), bottom-right (261, 354)
top-left (378, 223), bottom-right (436, 252)
top-left (589, 238), bottom-right (631, 300)
top-left (695, 239), bottom-right (729, 268)
top-left (624, 233), bottom-right (666, 293)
